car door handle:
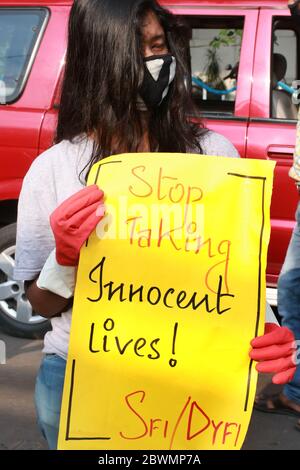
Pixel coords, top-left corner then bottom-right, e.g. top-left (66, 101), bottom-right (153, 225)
top-left (267, 145), bottom-right (294, 158)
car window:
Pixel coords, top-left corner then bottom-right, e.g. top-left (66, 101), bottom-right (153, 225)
top-left (184, 16), bottom-right (244, 117)
top-left (0, 8), bottom-right (48, 104)
top-left (271, 17), bottom-right (299, 120)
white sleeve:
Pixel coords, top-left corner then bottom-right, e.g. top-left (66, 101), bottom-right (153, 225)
top-left (13, 152), bottom-right (57, 281)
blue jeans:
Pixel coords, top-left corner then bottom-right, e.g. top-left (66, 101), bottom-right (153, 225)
top-left (278, 200), bottom-right (300, 404)
top-left (34, 354), bottom-right (66, 450)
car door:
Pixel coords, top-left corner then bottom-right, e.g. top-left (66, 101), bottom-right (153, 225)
top-left (166, 4), bottom-right (259, 158)
top-left (246, 7), bottom-right (299, 299)
top-left (0, 7), bottom-right (49, 201)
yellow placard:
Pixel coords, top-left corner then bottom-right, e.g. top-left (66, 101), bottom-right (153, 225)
top-left (58, 153), bottom-right (274, 450)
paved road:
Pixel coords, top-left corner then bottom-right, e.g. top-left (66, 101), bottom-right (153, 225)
top-left (0, 331), bottom-right (299, 450)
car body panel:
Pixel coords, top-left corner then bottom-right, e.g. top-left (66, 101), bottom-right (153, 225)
top-left (0, 0), bottom-right (297, 291)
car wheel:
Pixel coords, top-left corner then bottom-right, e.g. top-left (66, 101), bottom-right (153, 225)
top-left (0, 223), bottom-right (51, 339)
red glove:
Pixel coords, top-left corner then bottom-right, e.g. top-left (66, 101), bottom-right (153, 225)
top-left (249, 323), bottom-right (297, 385)
top-left (50, 184), bottom-right (105, 266)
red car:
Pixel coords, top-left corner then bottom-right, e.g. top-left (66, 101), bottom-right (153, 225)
top-left (0, 0), bottom-right (298, 338)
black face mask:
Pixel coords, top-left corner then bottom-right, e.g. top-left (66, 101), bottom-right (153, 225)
top-left (139, 54), bottom-right (176, 109)
top-left (289, 0), bottom-right (300, 16)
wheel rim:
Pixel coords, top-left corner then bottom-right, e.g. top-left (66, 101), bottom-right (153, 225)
top-left (0, 245), bottom-right (46, 325)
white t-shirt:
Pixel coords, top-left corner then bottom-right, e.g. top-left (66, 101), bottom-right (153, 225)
top-left (13, 131), bottom-right (240, 359)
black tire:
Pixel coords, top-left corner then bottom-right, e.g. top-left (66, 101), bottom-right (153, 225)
top-left (0, 223), bottom-right (51, 339)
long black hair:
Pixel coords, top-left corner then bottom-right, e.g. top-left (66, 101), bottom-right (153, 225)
top-left (55, 0), bottom-right (207, 182)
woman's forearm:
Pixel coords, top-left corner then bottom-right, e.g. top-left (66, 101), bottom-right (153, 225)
top-left (25, 279), bottom-right (71, 318)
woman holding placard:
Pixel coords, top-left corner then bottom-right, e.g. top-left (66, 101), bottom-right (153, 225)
top-left (13, 0), bottom-right (296, 449)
